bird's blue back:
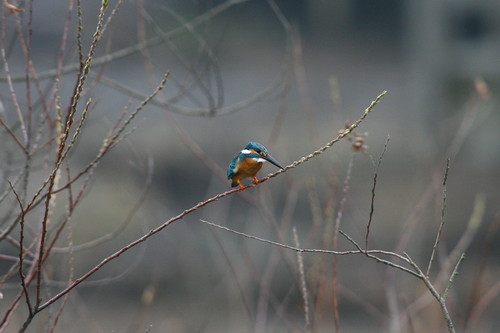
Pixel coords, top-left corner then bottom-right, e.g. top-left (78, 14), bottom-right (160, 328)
top-left (227, 153), bottom-right (243, 179)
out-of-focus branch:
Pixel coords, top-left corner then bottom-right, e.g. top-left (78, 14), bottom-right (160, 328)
top-left (3, 0), bottom-right (23, 13)
top-left (0, 0), bottom-right (250, 83)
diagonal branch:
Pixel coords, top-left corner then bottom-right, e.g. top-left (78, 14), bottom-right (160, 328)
top-left (8, 181), bottom-right (33, 317)
top-left (36, 90), bottom-right (387, 312)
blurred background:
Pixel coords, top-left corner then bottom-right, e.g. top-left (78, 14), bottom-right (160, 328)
top-left (0, 0), bottom-right (499, 332)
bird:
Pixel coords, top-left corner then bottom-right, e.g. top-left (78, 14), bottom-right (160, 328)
top-left (227, 142), bottom-right (284, 190)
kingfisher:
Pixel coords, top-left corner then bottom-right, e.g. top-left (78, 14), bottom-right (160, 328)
top-left (227, 142), bottom-right (284, 190)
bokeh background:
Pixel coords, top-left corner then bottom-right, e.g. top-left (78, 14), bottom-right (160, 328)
top-left (0, 0), bottom-right (499, 332)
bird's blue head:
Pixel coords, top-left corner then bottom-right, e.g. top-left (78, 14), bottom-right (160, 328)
top-left (244, 142), bottom-right (269, 155)
top-left (241, 142), bottom-right (284, 169)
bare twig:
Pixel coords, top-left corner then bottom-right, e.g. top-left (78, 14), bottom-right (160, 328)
top-left (0, 0), bottom-right (250, 82)
top-left (8, 181), bottom-right (33, 316)
top-left (257, 91), bottom-right (388, 185)
top-left (91, 0), bottom-right (293, 117)
top-left (0, 117), bottom-right (27, 153)
top-left (426, 158), bottom-right (451, 276)
top-left (339, 230), bottom-right (419, 278)
top-left (52, 158), bottom-right (154, 253)
top-left (442, 253), bottom-right (465, 299)
top-left (199, 219), bottom-right (414, 272)
top-left (32, 90), bottom-right (385, 313)
top-left (365, 135), bottom-right (390, 250)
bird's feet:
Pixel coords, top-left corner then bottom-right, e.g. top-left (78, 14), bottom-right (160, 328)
top-left (253, 177), bottom-right (259, 185)
top-left (239, 183), bottom-right (245, 190)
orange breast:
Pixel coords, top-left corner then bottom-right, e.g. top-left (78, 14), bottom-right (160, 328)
top-left (233, 158), bottom-right (263, 182)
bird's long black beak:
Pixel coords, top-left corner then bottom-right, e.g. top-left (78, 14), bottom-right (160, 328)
top-left (264, 154), bottom-right (284, 170)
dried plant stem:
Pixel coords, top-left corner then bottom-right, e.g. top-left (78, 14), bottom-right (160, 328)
top-left (443, 253), bottom-right (465, 299)
top-left (8, 182), bottom-right (33, 316)
top-left (365, 135), bottom-right (390, 250)
top-left (426, 158), bottom-right (451, 276)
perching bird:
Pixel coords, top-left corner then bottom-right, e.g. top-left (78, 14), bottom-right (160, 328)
top-left (227, 142), bottom-right (284, 190)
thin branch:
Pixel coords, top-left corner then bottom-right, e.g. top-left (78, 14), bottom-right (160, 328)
top-left (32, 2), bottom-right (112, 308)
top-left (426, 158), bottom-right (451, 276)
top-left (0, 0), bottom-right (250, 82)
top-left (339, 230), bottom-right (419, 278)
top-left (36, 90), bottom-right (386, 312)
top-left (8, 181), bottom-right (33, 316)
top-left (200, 219), bottom-right (415, 273)
top-left (0, 117), bottom-right (27, 153)
top-left (143, 3), bottom-right (223, 112)
top-left (442, 253), bottom-right (465, 299)
top-left (52, 158), bottom-right (153, 253)
top-left (255, 91), bottom-right (388, 186)
top-left (365, 135), bottom-right (390, 250)
top-left (22, 71), bottom-right (168, 221)
top-left (91, 0), bottom-right (293, 118)
top-left (76, 0), bottom-right (83, 68)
